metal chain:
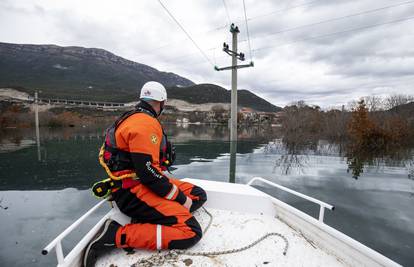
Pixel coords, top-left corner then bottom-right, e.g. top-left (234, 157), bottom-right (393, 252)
top-left (132, 207), bottom-right (289, 267)
top-left (200, 207), bottom-right (213, 233)
top-left (178, 232), bottom-right (289, 257)
top-left (131, 251), bottom-right (180, 267)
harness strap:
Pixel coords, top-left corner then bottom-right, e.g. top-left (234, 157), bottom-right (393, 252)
top-left (99, 104), bottom-right (157, 180)
top-left (99, 102), bottom-right (164, 181)
top-left (99, 144), bottom-right (137, 181)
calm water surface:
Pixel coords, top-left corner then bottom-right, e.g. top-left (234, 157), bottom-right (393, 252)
top-left (0, 124), bottom-right (413, 266)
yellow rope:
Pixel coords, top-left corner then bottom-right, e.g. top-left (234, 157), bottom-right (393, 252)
top-left (98, 144), bottom-right (137, 181)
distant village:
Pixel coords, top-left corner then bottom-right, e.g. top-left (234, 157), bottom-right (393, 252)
top-left (0, 88), bottom-right (284, 128)
top-left (163, 106), bottom-right (283, 126)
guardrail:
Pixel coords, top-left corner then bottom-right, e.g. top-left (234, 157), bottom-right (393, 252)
top-left (42, 199), bottom-right (108, 266)
top-left (38, 98), bottom-right (126, 107)
top-left (247, 177), bottom-right (334, 222)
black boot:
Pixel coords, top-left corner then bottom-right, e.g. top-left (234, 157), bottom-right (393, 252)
top-left (83, 219), bottom-right (121, 267)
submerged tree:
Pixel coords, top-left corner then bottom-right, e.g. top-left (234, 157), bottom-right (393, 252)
top-left (276, 97), bottom-right (413, 179)
top-left (348, 99), bottom-right (392, 151)
top-left (345, 99), bottom-right (411, 178)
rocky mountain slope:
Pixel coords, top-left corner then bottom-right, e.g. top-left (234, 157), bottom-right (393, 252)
top-left (0, 42), bottom-right (193, 101)
top-left (0, 42), bottom-right (281, 112)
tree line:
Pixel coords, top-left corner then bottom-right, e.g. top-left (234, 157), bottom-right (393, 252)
top-left (280, 94), bottom-right (414, 178)
top-left (282, 94), bottom-right (413, 144)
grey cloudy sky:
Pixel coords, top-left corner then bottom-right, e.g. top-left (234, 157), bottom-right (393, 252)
top-left (1, 0), bottom-right (413, 108)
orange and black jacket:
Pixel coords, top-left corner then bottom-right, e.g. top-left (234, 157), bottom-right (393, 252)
top-left (113, 101), bottom-right (187, 205)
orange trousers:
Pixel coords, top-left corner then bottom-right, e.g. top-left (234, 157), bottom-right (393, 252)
top-left (112, 178), bottom-right (207, 250)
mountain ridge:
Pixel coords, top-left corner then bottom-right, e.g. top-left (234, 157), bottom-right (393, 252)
top-left (0, 42), bottom-right (281, 112)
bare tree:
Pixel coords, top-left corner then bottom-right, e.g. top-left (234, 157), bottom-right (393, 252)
top-left (346, 100), bottom-right (358, 111)
top-left (384, 94), bottom-right (414, 110)
top-left (363, 95), bottom-right (384, 112)
top-left (287, 100), bottom-right (307, 109)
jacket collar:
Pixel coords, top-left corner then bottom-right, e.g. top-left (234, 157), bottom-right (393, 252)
top-left (136, 100), bottom-right (158, 118)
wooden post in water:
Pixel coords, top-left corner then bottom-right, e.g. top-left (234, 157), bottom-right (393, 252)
top-left (35, 91), bottom-right (41, 161)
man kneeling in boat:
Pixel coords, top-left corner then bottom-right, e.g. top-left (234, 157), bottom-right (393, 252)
top-left (83, 81), bottom-right (207, 267)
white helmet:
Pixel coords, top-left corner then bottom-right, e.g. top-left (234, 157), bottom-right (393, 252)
top-left (139, 81), bottom-right (167, 102)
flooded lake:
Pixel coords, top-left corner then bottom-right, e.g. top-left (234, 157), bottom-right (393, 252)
top-left (0, 124), bottom-right (413, 266)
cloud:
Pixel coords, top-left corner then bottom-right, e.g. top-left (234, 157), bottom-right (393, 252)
top-left (0, 0), bottom-right (414, 107)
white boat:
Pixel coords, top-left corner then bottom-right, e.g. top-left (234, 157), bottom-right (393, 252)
top-left (42, 177), bottom-right (402, 267)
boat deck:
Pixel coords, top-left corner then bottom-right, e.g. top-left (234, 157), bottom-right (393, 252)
top-left (96, 208), bottom-right (346, 267)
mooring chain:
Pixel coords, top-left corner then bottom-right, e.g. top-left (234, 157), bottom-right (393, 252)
top-left (132, 207), bottom-right (289, 267)
top-left (131, 251), bottom-right (180, 267)
top-left (200, 206), bottom-right (213, 233)
top-left (176, 232), bottom-right (289, 257)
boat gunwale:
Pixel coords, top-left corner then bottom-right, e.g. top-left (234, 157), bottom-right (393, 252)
top-left (41, 177), bottom-right (403, 267)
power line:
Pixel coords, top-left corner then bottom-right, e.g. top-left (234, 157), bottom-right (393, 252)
top-left (162, 47), bottom-right (217, 65)
top-left (248, 0), bottom-right (323, 21)
top-left (222, 0), bottom-right (232, 26)
top-left (136, 1), bottom-right (331, 61)
top-left (158, 0), bottom-right (414, 63)
top-left (263, 75), bottom-right (414, 88)
top-left (156, 13), bottom-right (414, 69)
top-left (162, 14), bottom-right (414, 68)
top-left (157, 0), bottom-right (215, 67)
top-left (242, 0), bottom-right (253, 61)
top-left (208, 0), bottom-right (325, 33)
top-left (246, 0), bottom-right (414, 43)
top-left (142, 2), bottom-right (414, 69)
top-left (253, 15), bottom-right (414, 53)
top-left (137, 0), bottom-right (325, 58)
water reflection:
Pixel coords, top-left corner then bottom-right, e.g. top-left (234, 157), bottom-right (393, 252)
top-left (1, 125), bottom-right (414, 266)
top-left (0, 124), bottom-right (277, 190)
top-left (229, 141), bottom-right (237, 183)
top-left (346, 142), bottom-right (414, 179)
top-left (265, 136), bottom-right (413, 180)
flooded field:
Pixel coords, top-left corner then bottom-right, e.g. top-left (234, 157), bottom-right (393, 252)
top-left (0, 124), bottom-right (413, 266)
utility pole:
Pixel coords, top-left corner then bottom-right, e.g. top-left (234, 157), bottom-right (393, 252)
top-left (215, 23), bottom-right (254, 182)
top-left (230, 25), bottom-right (238, 143)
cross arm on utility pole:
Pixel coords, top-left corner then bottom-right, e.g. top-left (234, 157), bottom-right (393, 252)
top-left (222, 42), bottom-right (246, 61)
top-left (214, 61), bottom-right (254, 71)
top-left (214, 22), bottom-right (254, 144)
